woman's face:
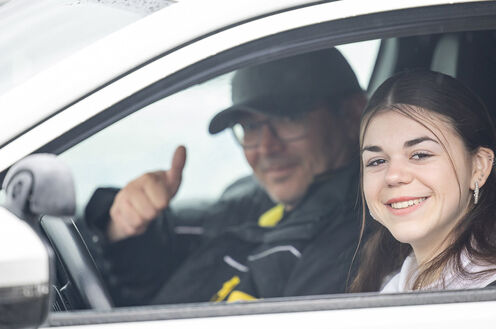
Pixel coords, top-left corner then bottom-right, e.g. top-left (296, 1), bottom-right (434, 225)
top-left (361, 109), bottom-right (475, 261)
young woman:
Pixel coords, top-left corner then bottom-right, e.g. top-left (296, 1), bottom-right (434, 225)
top-left (350, 70), bottom-right (496, 292)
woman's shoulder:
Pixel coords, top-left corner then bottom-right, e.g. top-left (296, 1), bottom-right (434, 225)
top-left (380, 273), bottom-right (401, 293)
top-left (380, 254), bottom-right (417, 293)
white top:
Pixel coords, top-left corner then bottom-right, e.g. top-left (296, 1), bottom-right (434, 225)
top-left (381, 252), bottom-right (496, 293)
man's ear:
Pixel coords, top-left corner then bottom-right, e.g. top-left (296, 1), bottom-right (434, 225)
top-left (470, 146), bottom-right (494, 189)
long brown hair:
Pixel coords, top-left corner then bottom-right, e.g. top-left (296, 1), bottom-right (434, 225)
top-left (350, 70), bottom-right (496, 292)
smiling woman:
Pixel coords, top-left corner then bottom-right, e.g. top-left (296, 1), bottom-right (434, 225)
top-left (350, 70), bottom-right (496, 293)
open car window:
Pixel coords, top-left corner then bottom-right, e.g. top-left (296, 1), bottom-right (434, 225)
top-left (48, 27), bottom-right (496, 313)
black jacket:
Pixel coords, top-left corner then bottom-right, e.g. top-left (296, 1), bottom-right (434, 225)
top-left (85, 165), bottom-right (362, 306)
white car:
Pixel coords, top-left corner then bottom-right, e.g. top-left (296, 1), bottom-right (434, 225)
top-left (1, 0), bottom-right (496, 328)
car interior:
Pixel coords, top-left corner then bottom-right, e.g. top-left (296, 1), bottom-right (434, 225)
top-left (25, 27), bottom-right (495, 313)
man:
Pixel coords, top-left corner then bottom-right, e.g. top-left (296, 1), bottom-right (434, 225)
top-left (85, 48), bottom-right (367, 306)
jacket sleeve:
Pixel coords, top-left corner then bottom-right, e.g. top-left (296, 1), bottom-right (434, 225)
top-left (83, 188), bottom-right (197, 306)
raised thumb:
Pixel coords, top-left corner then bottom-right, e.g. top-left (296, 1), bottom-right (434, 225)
top-left (166, 145), bottom-right (186, 193)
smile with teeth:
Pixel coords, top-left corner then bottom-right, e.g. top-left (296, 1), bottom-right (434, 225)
top-left (389, 197), bottom-right (427, 209)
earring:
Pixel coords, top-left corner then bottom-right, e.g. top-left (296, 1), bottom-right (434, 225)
top-left (474, 181), bottom-right (479, 205)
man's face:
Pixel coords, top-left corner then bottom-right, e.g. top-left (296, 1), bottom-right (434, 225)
top-left (241, 107), bottom-right (346, 209)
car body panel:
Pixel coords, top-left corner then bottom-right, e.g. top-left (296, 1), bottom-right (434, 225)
top-left (48, 297), bottom-right (496, 328)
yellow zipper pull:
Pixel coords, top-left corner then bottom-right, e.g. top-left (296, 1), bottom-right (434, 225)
top-left (258, 204), bottom-right (284, 227)
top-left (210, 276), bottom-right (240, 302)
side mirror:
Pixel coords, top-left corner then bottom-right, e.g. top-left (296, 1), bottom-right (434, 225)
top-left (2, 153), bottom-right (75, 223)
top-left (1, 153), bottom-right (77, 327)
top-left (0, 207), bottom-right (50, 328)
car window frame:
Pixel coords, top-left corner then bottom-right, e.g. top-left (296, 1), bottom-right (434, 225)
top-left (48, 289), bottom-right (496, 326)
top-left (3, 0), bottom-right (496, 326)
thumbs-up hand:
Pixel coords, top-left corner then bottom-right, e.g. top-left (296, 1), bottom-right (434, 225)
top-left (108, 146), bottom-right (187, 242)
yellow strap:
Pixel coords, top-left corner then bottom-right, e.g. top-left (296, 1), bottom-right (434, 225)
top-left (258, 204), bottom-right (284, 227)
top-left (210, 276), bottom-right (240, 302)
top-left (227, 290), bottom-right (257, 302)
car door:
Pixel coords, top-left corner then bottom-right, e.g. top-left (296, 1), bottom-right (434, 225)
top-left (1, 1), bottom-right (496, 328)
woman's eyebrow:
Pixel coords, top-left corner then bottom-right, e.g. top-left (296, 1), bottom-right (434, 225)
top-left (404, 136), bottom-right (438, 148)
top-left (361, 145), bottom-right (382, 154)
top-left (361, 136), bottom-right (438, 154)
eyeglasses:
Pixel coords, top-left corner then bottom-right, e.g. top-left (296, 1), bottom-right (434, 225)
top-left (231, 115), bottom-right (308, 149)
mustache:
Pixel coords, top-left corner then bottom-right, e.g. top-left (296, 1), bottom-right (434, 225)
top-left (257, 156), bottom-right (299, 171)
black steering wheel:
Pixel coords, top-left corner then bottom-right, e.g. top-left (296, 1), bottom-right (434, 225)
top-left (40, 215), bottom-right (113, 311)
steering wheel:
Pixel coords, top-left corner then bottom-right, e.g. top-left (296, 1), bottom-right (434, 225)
top-left (40, 215), bottom-right (113, 311)
top-left (40, 216), bottom-right (112, 311)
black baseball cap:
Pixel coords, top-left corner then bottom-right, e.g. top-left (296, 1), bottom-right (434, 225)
top-left (208, 48), bottom-right (362, 134)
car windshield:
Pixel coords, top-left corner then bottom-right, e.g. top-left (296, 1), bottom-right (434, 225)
top-left (0, 0), bottom-right (176, 96)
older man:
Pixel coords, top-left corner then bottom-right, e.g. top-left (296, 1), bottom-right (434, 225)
top-left (85, 48), bottom-right (366, 306)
